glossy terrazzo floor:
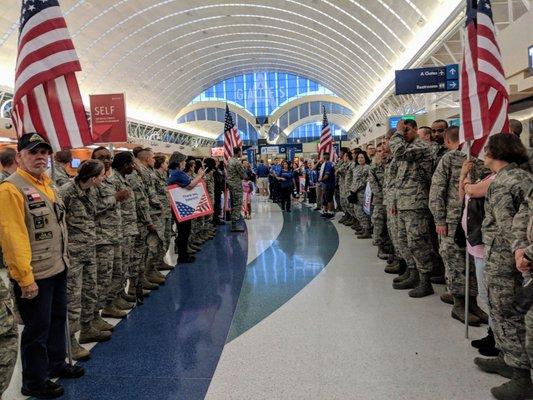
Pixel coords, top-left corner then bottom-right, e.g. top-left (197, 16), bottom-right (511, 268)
top-left (2, 198), bottom-right (507, 400)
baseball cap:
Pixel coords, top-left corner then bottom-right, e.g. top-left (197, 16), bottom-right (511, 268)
top-left (17, 133), bottom-right (53, 153)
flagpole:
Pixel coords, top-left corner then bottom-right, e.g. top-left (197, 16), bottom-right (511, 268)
top-left (465, 140), bottom-right (471, 339)
top-left (51, 156), bottom-right (74, 365)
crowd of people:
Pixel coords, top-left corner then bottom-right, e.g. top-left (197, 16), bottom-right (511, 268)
top-left (0, 118), bottom-right (532, 399)
top-left (0, 133), bottom-right (248, 399)
top-left (256, 118), bottom-right (532, 400)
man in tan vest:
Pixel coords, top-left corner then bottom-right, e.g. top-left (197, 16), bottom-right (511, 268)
top-left (0, 133), bottom-right (84, 399)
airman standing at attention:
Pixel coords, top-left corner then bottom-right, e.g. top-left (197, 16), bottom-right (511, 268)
top-left (60, 160), bottom-right (110, 361)
top-left (0, 276), bottom-right (17, 396)
top-left (429, 126), bottom-right (487, 326)
top-left (389, 119), bottom-right (437, 298)
top-left (91, 147), bottom-right (133, 324)
top-left (110, 152), bottom-right (140, 304)
top-left (153, 154), bottom-right (175, 271)
top-left (227, 147), bottom-right (246, 232)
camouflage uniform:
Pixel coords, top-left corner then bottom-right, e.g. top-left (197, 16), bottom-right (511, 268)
top-left (93, 174), bottom-right (123, 309)
top-left (128, 170), bottom-right (153, 286)
top-left (143, 167), bottom-right (164, 274)
top-left (389, 133), bottom-right (437, 274)
top-left (368, 159), bottom-right (392, 252)
top-left (0, 170), bottom-right (11, 182)
top-left (482, 163), bottom-right (533, 369)
top-left (338, 160), bottom-right (355, 219)
top-left (111, 171), bottom-right (138, 292)
top-left (431, 142), bottom-right (448, 172)
top-left (384, 159), bottom-right (401, 260)
top-left (204, 170), bottom-right (215, 222)
top-left (49, 162), bottom-right (71, 188)
top-left (227, 157), bottom-right (245, 223)
top-left (512, 189), bottom-right (533, 363)
top-left (429, 150), bottom-right (484, 296)
top-left (0, 278), bottom-right (17, 394)
top-left (59, 181), bottom-right (97, 334)
top-left (154, 169), bottom-right (172, 262)
top-left (350, 164), bottom-right (371, 230)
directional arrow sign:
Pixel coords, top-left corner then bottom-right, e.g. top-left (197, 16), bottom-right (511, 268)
top-left (395, 64), bottom-right (460, 95)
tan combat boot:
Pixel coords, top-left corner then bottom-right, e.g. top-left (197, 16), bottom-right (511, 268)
top-left (92, 314), bottom-right (114, 331)
top-left (70, 335), bottom-right (90, 361)
top-left (101, 303), bottom-right (127, 319)
top-left (79, 322), bottom-right (112, 344)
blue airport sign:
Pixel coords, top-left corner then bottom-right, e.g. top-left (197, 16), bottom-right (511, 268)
top-left (395, 64), bottom-right (459, 95)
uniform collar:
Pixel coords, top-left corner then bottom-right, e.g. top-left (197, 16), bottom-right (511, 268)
top-left (17, 167), bottom-right (52, 187)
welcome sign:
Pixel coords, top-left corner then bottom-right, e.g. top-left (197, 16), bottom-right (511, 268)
top-left (168, 181), bottom-right (213, 222)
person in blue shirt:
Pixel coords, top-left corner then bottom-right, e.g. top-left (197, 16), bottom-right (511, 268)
top-left (276, 160), bottom-right (294, 212)
top-left (168, 151), bottom-right (205, 263)
top-left (318, 152), bottom-right (336, 219)
top-left (256, 159), bottom-right (270, 198)
top-left (269, 159), bottom-right (282, 203)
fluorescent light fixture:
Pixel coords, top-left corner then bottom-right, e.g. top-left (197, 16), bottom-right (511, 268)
top-left (0, 137), bottom-right (16, 143)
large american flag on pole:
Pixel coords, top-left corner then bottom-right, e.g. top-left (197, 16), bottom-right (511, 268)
top-left (223, 104), bottom-right (242, 162)
top-left (459, 0), bottom-right (509, 157)
top-left (317, 106), bottom-right (337, 162)
top-left (11, 0), bottom-right (93, 151)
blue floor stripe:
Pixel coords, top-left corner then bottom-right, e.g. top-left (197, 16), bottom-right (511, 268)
top-left (58, 225), bottom-right (248, 400)
top-left (226, 205), bottom-right (339, 342)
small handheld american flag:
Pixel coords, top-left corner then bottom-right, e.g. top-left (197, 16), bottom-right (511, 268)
top-left (11, 0), bottom-right (93, 151)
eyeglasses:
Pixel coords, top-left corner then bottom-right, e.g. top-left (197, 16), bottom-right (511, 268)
top-left (431, 128), bottom-right (445, 134)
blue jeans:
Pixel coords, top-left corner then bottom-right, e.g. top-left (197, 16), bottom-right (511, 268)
top-left (474, 256), bottom-right (492, 328)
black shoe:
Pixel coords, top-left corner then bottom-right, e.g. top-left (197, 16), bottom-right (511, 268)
top-left (322, 213), bottom-right (334, 220)
top-left (50, 364), bottom-right (85, 379)
top-left (472, 328), bottom-right (496, 349)
top-left (430, 275), bottom-right (446, 285)
top-left (479, 346), bottom-right (500, 357)
top-left (178, 255), bottom-right (196, 263)
top-left (22, 380), bottom-right (64, 399)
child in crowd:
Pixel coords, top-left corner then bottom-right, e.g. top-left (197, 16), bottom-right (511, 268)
top-left (242, 174), bottom-right (254, 219)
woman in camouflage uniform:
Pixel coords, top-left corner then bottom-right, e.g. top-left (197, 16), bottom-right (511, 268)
top-left (351, 151), bottom-right (372, 239)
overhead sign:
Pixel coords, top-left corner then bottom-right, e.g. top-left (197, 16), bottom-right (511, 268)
top-left (89, 93), bottom-right (127, 143)
top-left (259, 143), bottom-right (303, 155)
top-left (395, 64), bottom-right (459, 95)
top-left (168, 181), bottom-right (213, 222)
top-left (389, 115), bottom-right (415, 129)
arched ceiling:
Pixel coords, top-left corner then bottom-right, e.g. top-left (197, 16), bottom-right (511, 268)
top-left (0, 0), bottom-right (463, 137)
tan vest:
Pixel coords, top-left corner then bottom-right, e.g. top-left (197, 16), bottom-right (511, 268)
top-left (5, 172), bottom-right (69, 280)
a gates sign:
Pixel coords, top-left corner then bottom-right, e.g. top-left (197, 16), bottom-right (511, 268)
top-left (89, 93), bottom-right (127, 143)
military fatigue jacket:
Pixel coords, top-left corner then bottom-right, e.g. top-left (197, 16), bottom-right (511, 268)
top-left (111, 171), bottom-right (138, 237)
top-left (0, 170), bottom-right (11, 183)
top-left (383, 158), bottom-right (398, 208)
top-left (127, 170), bottom-right (153, 227)
top-left (429, 150), bottom-right (485, 228)
top-left (336, 160), bottom-right (346, 185)
top-left (389, 133), bottom-right (433, 211)
top-left (93, 174), bottom-right (122, 246)
top-left (227, 157), bottom-right (245, 186)
top-left (431, 142), bottom-right (448, 171)
top-left (59, 181), bottom-right (96, 247)
top-left (136, 164), bottom-right (162, 217)
top-left (350, 164), bottom-right (370, 193)
top-left (482, 163), bottom-right (533, 274)
top-left (154, 169), bottom-right (171, 219)
top-left (512, 188), bottom-right (532, 258)
top-left (204, 171), bottom-right (215, 203)
top-left (49, 163), bottom-right (71, 188)
top-left (368, 161), bottom-right (386, 206)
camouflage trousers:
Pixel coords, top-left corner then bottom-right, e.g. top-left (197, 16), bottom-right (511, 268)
top-left (486, 272), bottom-right (530, 369)
top-left (397, 209), bottom-right (436, 273)
top-left (0, 294), bottom-right (17, 394)
top-left (228, 182), bottom-right (243, 223)
top-left (340, 186), bottom-right (353, 218)
top-left (353, 190), bottom-right (371, 230)
top-left (120, 235), bottom-right (134, 292)
top-left (159, 217), bottom-right (172, 262)
top-left (371, 204), bottom-right (392, 251)
top-left (525, 306), bottom-right (533, 364)
top-left (386, 209), bottom-right (402, 260)
top-left (439, 230), bottom-right (477, 297)
top-left (67, 245), bottom-right (97, 333)
top-left (131, 226), bottom-right (148, 286)
top-left (95, 243), bottom-right (123, 311)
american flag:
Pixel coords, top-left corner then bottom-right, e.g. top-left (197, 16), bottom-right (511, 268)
top-left (175, 193), bottom-right (211, 218)
top-left (459, 0), bottom-right (509, 157)
top-left (11, 0), bottom-right (93, 151)
top-left (317, 106), bottom-right (337, 162)
top-left (223, 104), bottom-right (242, 162)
